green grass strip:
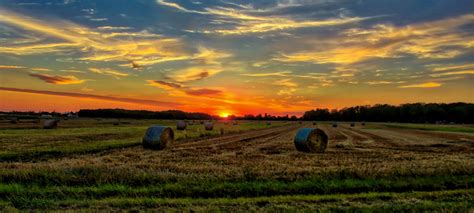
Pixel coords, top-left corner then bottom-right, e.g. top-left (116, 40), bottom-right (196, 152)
top-left (1, 175), bottom-right (473, 199)
top-left (1, 189), bottom-right (472, 210)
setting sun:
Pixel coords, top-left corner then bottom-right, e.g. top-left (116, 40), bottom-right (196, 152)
top-left (219, 112), bottom-right (230, 118)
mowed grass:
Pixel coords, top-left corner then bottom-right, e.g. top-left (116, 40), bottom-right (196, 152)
top-left (0, 119), bottom-right (287, 161)
top-left (1, 120), bottom-right (473, 211)
top-left (379, 123), bottom-right (474, 133)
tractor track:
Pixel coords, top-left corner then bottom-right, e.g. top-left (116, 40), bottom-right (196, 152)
top-left (172, 124), bottom-right (302, 151)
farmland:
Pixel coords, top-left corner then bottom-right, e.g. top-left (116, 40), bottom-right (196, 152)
top-left (0, 119), bottom-right (473, 211)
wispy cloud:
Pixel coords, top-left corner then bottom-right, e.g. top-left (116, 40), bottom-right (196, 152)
top-left (89, 68), bottom-right (129, 79)
top-left (170, 66), bottom-right (224, 82)
top-left (185, 88), bottom-right (222, 96)
top-left (31, 67), bottom-right (51, 72)
top-left (29, 73), bottom-right (85, 84)
top-left (0, 42), bottom-right (79, 55)
top-left (156, 0), bottom-right (206, 14)
top-left (207, 7), bottom-right (369, 35)
top-left (273, 78), bottom-right (298, 95)
top-left (430, 64), bottom-right (474, 72)
top-left (96, 26), bottom-right (132, 31)
top-left (399, 82), bottom-right (441, 88)
top-left (147, 79), bottom-right (223, 98)
top-left (367, 81), bottom-right (405, 85)
top-left (156, 0), bottom-right (370, 35)
top-left (275, 14), bottom-right (474, 64)
top-left (430, 70), bottom-right (474, 77)
top-left (241, 71), bottom-right (291, 77)
top-left (0, 8), bottom-right (192, 66)
top-left (0, 86), bottom-right (178, 107)
top-left (0, 65), bottom-right (26, 69)
top-left (427, 63), bottom-right (474, 78)
top-left (146, 80), bottom-right (183, 90)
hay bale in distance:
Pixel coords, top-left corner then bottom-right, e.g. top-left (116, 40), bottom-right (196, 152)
top-left (10, 117), bottom-right (18, 124)
top-left (204, 122), bottom-right (214, 131)
top-left (40, 114), bottom-right (53, 119)
top-left (43, 119), bottom-right (59, 129)
top-left (220, 127), bottom-right (225, 135)
top-left (332, 123), bottom-right (338, 128)
top-left (312, 122), bottom-right (317, 125)
top-left (143, 126), bottom-right (174, 150)
top-left (361, 122), bottom-right (366, 126)
top-left (294, 128), bottom-right (328, 153)
top-left (177, 120), bottom-right (187, 130)
top-left (350, 123), bottom-right (355, 127)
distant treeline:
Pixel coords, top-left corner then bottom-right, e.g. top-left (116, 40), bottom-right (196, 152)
top-left (302, 103), bottom-right (474, 123)
top-left (78, 109), bottom-right (213, 120)
top-left (0, 111), bottom-right (63, 119)
top-left (238, 114), bottom-right (299, 121)
top-left (3, 102), bottom-right (473, 123)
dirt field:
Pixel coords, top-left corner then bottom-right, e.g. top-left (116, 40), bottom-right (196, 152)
top-left (0, 120), bottom-right (473, 211)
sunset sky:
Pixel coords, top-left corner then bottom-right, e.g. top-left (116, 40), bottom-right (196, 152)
top-left (0, 0), bottom-right (473, 116)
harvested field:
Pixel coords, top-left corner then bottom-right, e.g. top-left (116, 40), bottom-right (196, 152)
top-left (1, 120), bottom-right (473, 211)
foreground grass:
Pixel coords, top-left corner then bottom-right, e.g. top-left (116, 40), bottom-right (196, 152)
top-left (1, 187), bottom-right (472, 211)
top-left (0, 175), bottom-right (473, 210)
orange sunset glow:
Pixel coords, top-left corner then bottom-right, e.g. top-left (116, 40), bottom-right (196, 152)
top-left (0, 1), bottom-right (473, 115)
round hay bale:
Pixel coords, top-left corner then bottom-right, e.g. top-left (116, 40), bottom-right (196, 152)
top-left (361, 122), bottom-right (366, 126)
top-left (142, 126), bottom-right (174, 150)
top-left (176, 120), bottom-right (187, 130)
top-left (350, 123), bottom-right (355, 127)
top-left (312, 122), bottom-right (317, 125)
top-left (10, 117), bottom-right (18, 124)
top-left (204, 122), bottom-right (214, 131)
top-left (43, 119), bottom-right (58, 129)
top-left (220, 127), bottom-right (225, 135)
top-left (294, 128), bottom-right (328, 153)
top-left (332, 123), bottom-right (338, 128)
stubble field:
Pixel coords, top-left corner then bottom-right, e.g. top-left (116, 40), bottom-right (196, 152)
top-left (0, 119), bottom-right (473, 211)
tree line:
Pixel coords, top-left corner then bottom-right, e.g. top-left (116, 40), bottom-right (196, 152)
top-left (3, 102), bottom-right (473, 123)
top-left (302, 103), bottom-right (474, 123)
top-left (78, 109), bottom-right (213, 120)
